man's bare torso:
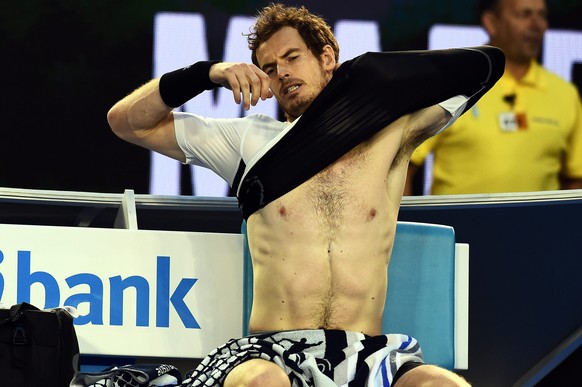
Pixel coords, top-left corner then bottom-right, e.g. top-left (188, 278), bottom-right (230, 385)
top-left (245, 108), bottom-right (445, 336)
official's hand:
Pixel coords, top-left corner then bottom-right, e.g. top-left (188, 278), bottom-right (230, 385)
top-left (209, 62), bottom-right (273, 110)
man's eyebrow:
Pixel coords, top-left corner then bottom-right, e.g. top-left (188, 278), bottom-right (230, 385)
top-left (261, 48), bottom-right (301, 71)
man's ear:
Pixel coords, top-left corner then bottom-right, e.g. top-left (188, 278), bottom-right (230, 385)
top-left (321, 45), bottom-right (336, 72)
top-left (481, 10), bottom-right (497, 37)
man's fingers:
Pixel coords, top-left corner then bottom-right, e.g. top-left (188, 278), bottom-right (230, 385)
top-left (219, 63), bottom-right (271, 110)
top-left (227, 76), bottom-right (242, 105)
top-left (249, 72), bottom-right (265, 107)
top-left (258, 71), bottom-right (273, 101)
top-left (240, 78), bottom-right (252, 110)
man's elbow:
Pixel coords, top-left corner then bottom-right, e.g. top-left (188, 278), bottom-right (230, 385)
top-left (107, 104), bottom-right (132, 141)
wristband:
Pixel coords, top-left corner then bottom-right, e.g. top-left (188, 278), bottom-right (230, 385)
top-left (158, 60), bottom-right (221, 108)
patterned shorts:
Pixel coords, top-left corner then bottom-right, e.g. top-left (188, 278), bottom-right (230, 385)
top-left (182, 329), bottom-right (424, 387)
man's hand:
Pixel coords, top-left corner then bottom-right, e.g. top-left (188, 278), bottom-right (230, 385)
top-left (209, 62), bottom-right (273, 110)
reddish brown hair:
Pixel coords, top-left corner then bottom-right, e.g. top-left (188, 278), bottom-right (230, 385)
top-left (247, 3), bottom-right (339, 66)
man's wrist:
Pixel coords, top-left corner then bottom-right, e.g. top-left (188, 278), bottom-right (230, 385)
top-left (158, 60), bottom-right (221, 108)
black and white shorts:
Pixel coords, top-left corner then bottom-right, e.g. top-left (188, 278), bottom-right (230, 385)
top-left (182, 329), bottom-right (424, 387)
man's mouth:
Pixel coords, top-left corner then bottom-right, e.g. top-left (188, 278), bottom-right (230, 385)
top-left (284, 85), bottom-right (300, 94)
top-left (524, 34), bottom-right (543, 45)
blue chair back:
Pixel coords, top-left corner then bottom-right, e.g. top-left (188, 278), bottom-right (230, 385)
top-left (383, 221), bottom-right (456, 369)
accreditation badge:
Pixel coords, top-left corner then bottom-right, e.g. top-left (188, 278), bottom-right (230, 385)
top-left (515, 112), bottom-right (528, 130)
top-left (498, 112), bottom-right (518, 132)
top-left (498, 112), bottom-right (528, 132)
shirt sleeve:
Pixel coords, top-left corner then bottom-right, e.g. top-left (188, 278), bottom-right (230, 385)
top-left (436, 95), bottom-right (469, 134)
top-left (173, 112), bottom-right (244, 186)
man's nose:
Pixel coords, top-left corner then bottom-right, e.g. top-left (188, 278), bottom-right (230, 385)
top-left (530, 13), bottom-right (548, 32)
top-left (277, 64), bottom-right (290, 79)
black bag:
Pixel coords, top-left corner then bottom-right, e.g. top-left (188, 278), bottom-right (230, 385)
top-left (0, 302), bottom-right (80, 387)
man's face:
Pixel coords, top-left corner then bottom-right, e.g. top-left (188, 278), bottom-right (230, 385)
top-left (486, 0), bottom-right (548, 64)
top-left (256, 26), bottom-right (335, 122)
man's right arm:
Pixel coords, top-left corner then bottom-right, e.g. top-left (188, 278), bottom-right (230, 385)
top-left (107, 61), bottom-right (272, 161)
top-left (107, 78), bottom-right (184, 161)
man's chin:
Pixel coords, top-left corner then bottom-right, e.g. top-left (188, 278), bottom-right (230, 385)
top-left (285, 100), bottom-right (311, 118)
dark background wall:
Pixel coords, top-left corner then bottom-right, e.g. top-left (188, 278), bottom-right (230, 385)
top-left (398, 197), bottom-right (582, 386)
top-left (1, 0), bottom-right (580, 195)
